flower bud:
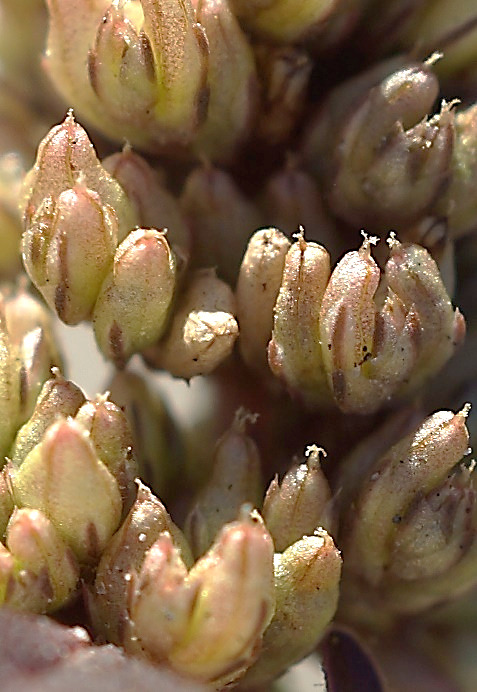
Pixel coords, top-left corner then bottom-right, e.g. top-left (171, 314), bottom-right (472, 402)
top-left (21, 112), bottom-right (136, 241)
top-left (75, 395), bottom-right (138, 515)
top-left (129, 507), bottom-right (275, 686)
top-left (10, 370), bottom-right (86, 468)
top-left (90, 481), bottom-right (190, 645)
top-left (192, 0), bottom-right (258, 161)
top-left (254, 44), bottom-right (312, 146)
top-left (236, 227), bottom-right (290, 371)
top-left (180, 164), bottom-right (263, 284)
top-left (268, 233), bottom-right (330, 404)
top-left (46, 0), bottom-right (209, 151)
top-left (107, 370), bottom-right (183, 502)
top-left (103, 148), bottom-right (191, 261)
top-left (0, 508), bottom-right (79, 613)
top-left (9, 417), bottom-right (122, 563)
top-left (185, 408), bottom-right (262, 557)
top-left (93, 228), bottom-right (176, 368)
top-left (343, 406), bottom-right (471, 589)
top-left (22, 184), bottom-right (118, 324)
top-left (144, 269), bottom-right (238, 379)
top-left (240, 530), bottom-right (342, 688)
top-left (263, 445), bottom-right (334, 551)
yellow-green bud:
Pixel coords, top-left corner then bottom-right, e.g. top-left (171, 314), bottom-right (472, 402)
top-left (0, 298), bottom-right (21, 459)
top-left (10, 417), bottom-right (122, 564)
top-left (185, 408), bottom-right (263, 557)
top-left (93, 228), bottom-right (176, 368)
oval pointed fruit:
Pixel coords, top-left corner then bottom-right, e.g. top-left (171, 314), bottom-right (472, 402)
top-left (240, 530), bottom-right (342, 688)
top-left (10, 370), bottom-right (86, 468)
top-left (236, 227), bottom-right (290, 371)
top-left (93, 228), bottom-right (176, 368)
top-left (9, 418), bottom-right (122, 564)
top-left (22, 184), bottom-right (118, 324)
top-left (21, 111), bottom-right (136, 241)
top-left (144, 269), bottom-right (238, 379)
top-left (0, 508), bottom-right (79, 613)
top-left (90, 480), bottom-right (191, 646)
top-left (263, 445), bottom-right (334, 551)
top-left (185, 408), bottom-right (262, 557)
top-left (268, 233), bottom-right (330, 404)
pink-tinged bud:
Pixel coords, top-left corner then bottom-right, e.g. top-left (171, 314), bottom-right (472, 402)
top-left (0, 508), bottom-right (79, 613)
top-left (10, 418), bottom-right (122, 564)
top-left (10, 369), bottom-right (86, 468)
top-left (254, 44), bottom-right (312, 146)
top-left (103, 148), bottom-right (191, 261)
top-left (344, 406), bottom-right (471, 589)
top-left (268, 233), bottom-right (330, 405)
top-left (185, 408), bottom-right (263, 557)
top-left (75, 395), bottom-right (138, 515)
top-left (240, 530), bottom-right (342, 688)
top-left (22, 184), bottom-right (118, 324)
top-left (236, 227), bottom-right (291, 371)
top-left (93, 228), bottom-right (176, 368)
top-left (21, 112), bottom-right (137, 241)
top-left (90, 481), bottom-right (190, 645)
top-left (192, 0), bottom-right (258, 161)
top-left (263, 445), bottom-right (334, 551)
top-left (144, 269), bottom-right (238, 379)
top-left (0, 298), bottom-right (21, 458)
top-left (180, 164), bottom-right (263, 284)
top-left (129, 507), bottom-right (275, 686)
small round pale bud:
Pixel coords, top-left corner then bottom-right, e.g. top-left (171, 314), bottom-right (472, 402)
top-left (93, 228), bottom-right (176, 368)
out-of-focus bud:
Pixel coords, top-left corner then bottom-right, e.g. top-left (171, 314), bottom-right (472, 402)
top-left (185, 408), bottom-right (262, 557)
top-left (93, 228), bottom-right (176, 368)
top-left (304, 61), bottom-right (454, 232)
top-left (107, 370), bottom-right (183, 503)
top-left (439, 104), bottom-right (477, 239)
top-left (0, 468), bottom-right (14, 537)
top-left (259, 161), bottom-right (340, 258)
top-left (103, 148), bottom-right (191, 262)
top-left (21, 112), bottom-right (137, 241)
top-left (129, 507), bottom-right (275, 687)
top-left (342, 407), bottom-right (472, 613)
top-left (0, 154), bottom-right (23, 279)
top-left (236, 227), bottom-right (290, 371)
top-left (75, 395), bottom-right (138, 515)
top-left (263, 445), bottom-right (334, 551)
top-left (192, 0), bottom-right (258, 161)
top-left (10, 369), bottom-right (85, 468)
top-left (22, 183), bottom-right (118, 324)
top-left (143, 269), bottom-right (238, 379)
top-left (45, 0), bottom-right (209, 151)
top-left (239, 530), bottom-right (342, 688)
top-left (90, 480), bottom-right (190, 645)
top-left (0, 508), bottom-right (79, 613)
top-left (268, 233), bottom-right (330, 405)
top-left (180, 164), bottom-right (263, 284)
top-left (254, 44), bottom-right (312, 146)
top-left (0, 299), bottom-right (21, 459)
top-left (230, 0), bottom-right (356, 45)
top-left (9, 417), bottom-right (122, 564)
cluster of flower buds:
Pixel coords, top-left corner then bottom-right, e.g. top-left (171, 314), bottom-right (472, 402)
top-left (0, 368), bottom-right (138, 614)
top-left (42, 0), bottom-right (369, 162)
top-left (338, 406), bottom-right (477, 621)
top-left (21, 113), bottom-right (239, 373)
top-left (238, 229), bottom-right (465, 413)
